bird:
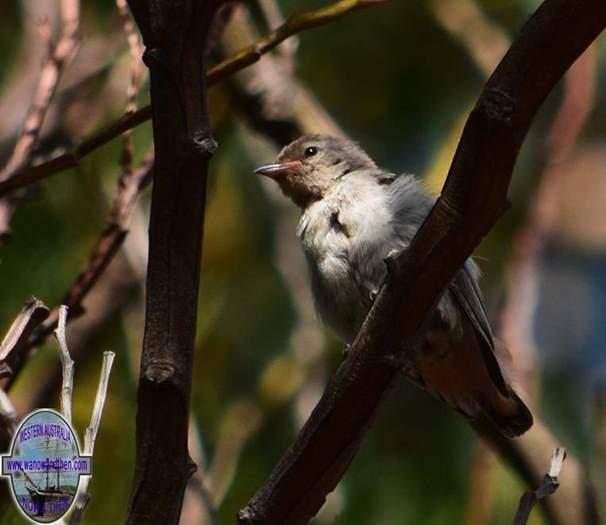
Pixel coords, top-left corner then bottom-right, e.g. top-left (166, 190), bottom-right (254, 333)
top-left (254, 134), bottom-right (533, 438)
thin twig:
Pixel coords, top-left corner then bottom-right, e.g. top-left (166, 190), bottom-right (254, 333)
top-left (431, 0), bottom-right (509, 78)
top-left (512, 448), bottom-right (567, 525)
top-left (0, 389), bottom-right (19, 436)
top-left (67, 351), bottom-right (115, 525)
top-left (256, 0), bottom-right (298, 65)
top-left (54, 305), bottom-right (75, 423)
top-left (0, 0), bottom-right (80, 238)
top-left (181, 419), bottom-right (217, 525)
top-left (16, 253), bottom-right (137, 415)
top-left (2, 154), bottom-right (153, 390)
top-left (0, 0), bottom-right (381, 199)
top-left (224, 5), bottom-right (343, 143)
top-left (116, 0), bottom-right (145, 174)
top-left (0, 298), bottom-right (49, 379)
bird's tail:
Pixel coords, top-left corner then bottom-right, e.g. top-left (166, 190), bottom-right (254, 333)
top-left (415, 337), bottom-right (533, 438)
top-left (480, 386), bottom-right (533, 438)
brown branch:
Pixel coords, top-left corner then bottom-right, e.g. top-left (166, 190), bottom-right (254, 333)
top-left (57, 153), bottom-right (153, 312)
top-left (230, 7), bottom-right (595, 524)
top-left (431, 0), bottom-right (509, 78)
top-left (123, 0), bottom-right (224, 523)
top-left (0, 153), bottom-right (153, 392)
top-left (0, 0), bottom-right (80, 239)
top-left (0, 0), bottom-right (380, 200)
top-left (13, 252), bottom-right (138, 415)
top-left (116, 0), bottom-right (145, 174)
top-left (512, 448), bottom-right (566, 525)
top-left (224, 5), bottom-right (343, 144)
top-left (236, 1), bottom-right (606, 523)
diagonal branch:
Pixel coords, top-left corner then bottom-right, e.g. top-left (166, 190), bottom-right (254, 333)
top-left (0, 154), bottom-right (153, 392)
top-left (229, 5), bottom-right (596, 524)
top-left (116, 0), bottom-right (145, 175)
top-left (0, 0), bottom-right (80, 239)
top-left (0, 298), bottom-right (49, 440)
top-left (0, 298), bottom-right (49, 380)
top-left (0, 0), bottom-right (381, 200)
top-left (237, 1), bottom-right (606, 523)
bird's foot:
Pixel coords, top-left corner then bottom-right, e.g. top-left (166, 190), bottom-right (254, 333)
top-left (342, 344), bottom-right (351, 359)
top-left (384, 249), bottom-right (400, 273)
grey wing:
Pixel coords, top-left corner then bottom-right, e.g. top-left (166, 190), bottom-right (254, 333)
top-left (448, 261), bottom-right (509, 397)
top-left (385, 174), bottom-right (510, 397)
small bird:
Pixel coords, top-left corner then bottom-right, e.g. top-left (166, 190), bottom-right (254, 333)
top-left (255, 134), bottom-right (533, 437)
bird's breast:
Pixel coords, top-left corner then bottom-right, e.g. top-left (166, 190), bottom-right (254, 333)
top-left (298, 205), bottom-right (351, 285)
top-left (297, 201), bottom-right (367, 342)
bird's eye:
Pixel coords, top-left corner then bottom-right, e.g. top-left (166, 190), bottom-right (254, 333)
top-left (304, 146), bottom-right (318, 158)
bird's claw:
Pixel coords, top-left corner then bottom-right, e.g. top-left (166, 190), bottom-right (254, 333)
top-left (384, 249), bottom-right (400, 273)
top-left (342, 344), bottom-right (351, 359)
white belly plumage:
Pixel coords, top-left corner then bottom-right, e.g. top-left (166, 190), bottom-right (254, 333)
top-left (296, 185), bottom-right (388, 342)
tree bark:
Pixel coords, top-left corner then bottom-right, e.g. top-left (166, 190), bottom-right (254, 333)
top-left (124, 1), bottom-right (223, 524)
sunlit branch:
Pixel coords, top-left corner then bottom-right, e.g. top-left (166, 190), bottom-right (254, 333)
top-left (0, 0), bottom-right (382, 200)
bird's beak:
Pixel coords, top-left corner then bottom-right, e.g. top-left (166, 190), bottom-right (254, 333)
top-left (254, 160), bottom-right (303, 178)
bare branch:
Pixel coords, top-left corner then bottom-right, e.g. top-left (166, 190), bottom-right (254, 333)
top-left (512, 448), bottom-right (567, 525)
top-left (84, 352), bottom-right (115, 455)
top-left (116, 0), bottom-right (145, 175)
top-left (431, 0), bottom-right (509, 77)
top-left (181, 420), bottom-right (216, 525)
top-left (0, 300), bottom-right (49, 441)
top-left (54, 305), bottom-right (75, 423)
top-left (224, 5), bottom-right (343, 145)
top-left (237, 1), bottom-right (606, 523)
top-left (0, 0), bottom-right (80, 238)
top-left (0, 0), bottom-right (381, 200)
top-left (0, 298), bottom-right (49, 379)
top-left (1, 154), bottom-right (153, 391)
top-left (256, 0), bottom-right (299, 62)
top-left (67, 350), bottom-right (115, 525)
top-left (15, 253), bottom-right (138, 415)
top-left (0, 389), bottom-right (18, 437)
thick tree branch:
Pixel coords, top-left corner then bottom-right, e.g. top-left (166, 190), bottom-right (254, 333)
top-left (230, 5), bottom-right (596, 524)
top-left (123, 0), bottom-right (223, 523)
top-left (237, 1), bottom-right (606, 523)
top-left (0, 0), bottom-right (380, 200)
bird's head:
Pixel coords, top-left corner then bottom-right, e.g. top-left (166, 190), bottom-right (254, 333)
top-left (255, 134), bottom-right (376, 208)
